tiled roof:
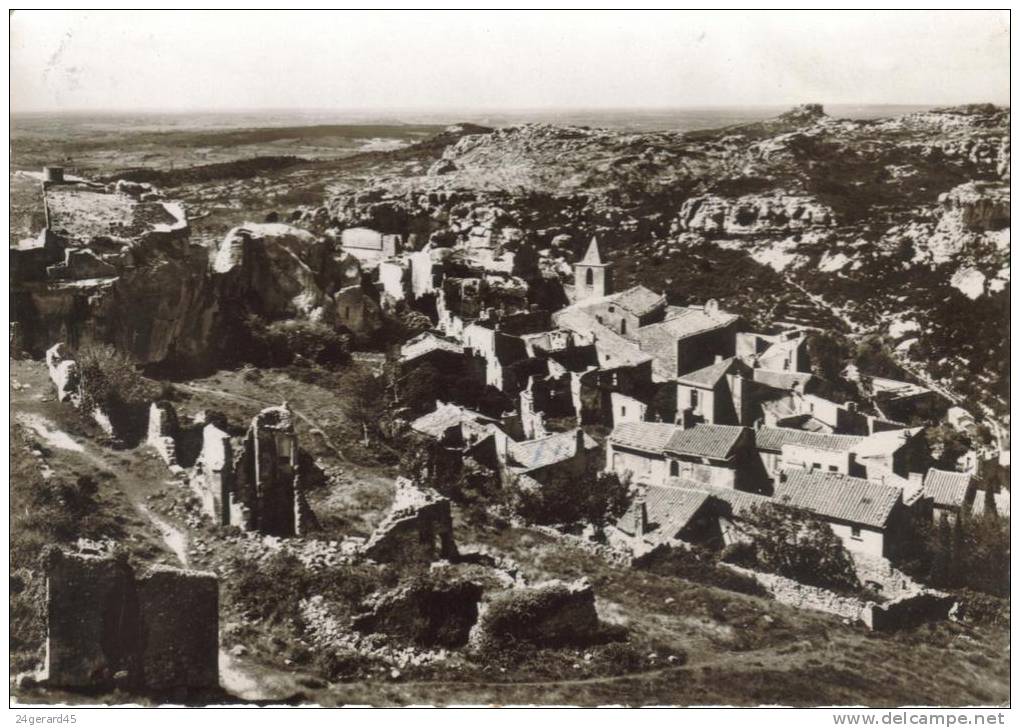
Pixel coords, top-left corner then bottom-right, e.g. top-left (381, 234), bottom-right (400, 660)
top-left (676, 357), bottom-right (750, 389)
top-left (507, 429), bottom-right (599, 472)
top-left (609, 422), bottom-right (680, 454)
top-left (635, 486), bottom-right (713, 545)
top-left (774, 471), bottom-right (902, 529)
top-left (664, 424), bottom-right (747, 460)
top-left (400, 332), bottom-right (463, 362)
top-left (611, 286), bottom-right (666, 317)
top-left (751, 369), bottom-right (818, 392)
top-left (553, 308), bottom-right (653, 369)
top-left (640, 306), bottom-right (738, 341)
top-left (755, 426), bottom-right (864, 453)
top-left (853, 427), bottom-right (923, 458)
top-left (923, 468), bottom-right (973, 509)
top-left (410, 402), bottom-right (496, 439)
top-left (665, 480), bottom-right (772, 516)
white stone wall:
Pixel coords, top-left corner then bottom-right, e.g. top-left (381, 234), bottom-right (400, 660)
top-left (608, 443), bottom-right (667, 486)
top-left (781, 444), bottom-right (852, 474)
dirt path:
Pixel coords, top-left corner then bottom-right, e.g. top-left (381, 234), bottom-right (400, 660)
top-left (175, 382), bottom-right (348, 462)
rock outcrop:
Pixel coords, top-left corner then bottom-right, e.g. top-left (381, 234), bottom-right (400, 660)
top-left (212, 223), bottom-right (380, 333)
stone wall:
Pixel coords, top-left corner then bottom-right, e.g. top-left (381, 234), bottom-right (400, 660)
top-left (43, 548), bottom-right (219, 692)
top-left (146, 401), bottom-right (180, 471)
top-left (184, 405), bottom-right (316, 537)
top-left (726, 564), bottom-right (866, 622)
top-left (44, 342), bottom-right (114, 436)
top-left (362, 478), bottom-right (457, 563)
top-left (862, 592), bottom-right (956, 631)
top-left (135, 565), bottom-right (219, 689)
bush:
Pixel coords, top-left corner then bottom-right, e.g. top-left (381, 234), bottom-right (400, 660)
top-left (237, 316), bottom-right (351, 368)
top-left (644, 546), bottom-right (770, 598)
top-left (506, 459), bottom-right (629, 537)
top-left (77, 344), bottom-right (164, 444)
top-left (726, 502), bottom-right (860, 593)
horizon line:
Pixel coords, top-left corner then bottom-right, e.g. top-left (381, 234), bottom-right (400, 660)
top-left (9, 101), bottom-right (1010, 116)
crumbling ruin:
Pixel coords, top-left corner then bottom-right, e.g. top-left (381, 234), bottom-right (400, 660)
top-left (43, 548), bottom-right (218, 692)
top-left (184, 404), bottom-right (317, 536)
top-left (45, 342), bottom-right (114, 436)
top-left (362, 478), bottom-right (458, 563)
top-left (352, 579), bottom-right (484, 648)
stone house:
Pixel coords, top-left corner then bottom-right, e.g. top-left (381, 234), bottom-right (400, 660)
top-left (853, 427), bottom-right (930, 479)
top-left (340, 226), bottom-right (402, 265)
top-left (636, 301), bottom-right (745, 379)
top-left (754, 426), bottom-right (867, 478)
top-left (501, 428), bottom-right (601, 490)
top-left (399, 332), bottom-right (466, 373)
top-left (736, 329), bottom-right (810, 373)
top-left (663, 424), bottom-right (760, 491)
top-left (773, 470), bottom-right (910, 559)
top-left (616, 485), bottom-right (718, 547)
top-left (922, 468), bottom-right (976, 523)
top-left (675, 356), bottom-right (756, 427)
top-left (606, 422), bottom-right (683, 486)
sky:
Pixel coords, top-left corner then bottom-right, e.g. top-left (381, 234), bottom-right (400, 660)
top-left (9, 10), bottom-right (1011, 112)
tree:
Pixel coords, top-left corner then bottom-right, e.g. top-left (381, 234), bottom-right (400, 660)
top-left (806, 332), bottom-right (851, 383)
top-left (511, 242), bottom-right (540, 281)
top-left (731, 502), bottom-right (860, 592)
top-left (926, 423), bottom-right (972, 468)
top-left (507, 458), bottom-right (629, 538)
top-left (341, 369), bottom-right (387, 444)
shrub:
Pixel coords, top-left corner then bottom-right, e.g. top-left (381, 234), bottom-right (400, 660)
top-left (238, 316), bottom-right (351, 368)
top-left (726, 502), bottom-right (860, 593)
top-left (644, 546), bottom-right (770, 598)
top-left (77, 343), bottom-right (164, 444)
top-left (506, 459), bottom-right (629, 537)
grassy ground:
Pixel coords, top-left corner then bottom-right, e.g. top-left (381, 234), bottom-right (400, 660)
top-left (10, 358), bottom-right (1010, 706)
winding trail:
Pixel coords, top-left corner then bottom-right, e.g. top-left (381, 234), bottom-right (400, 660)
top-left (175, 382), bottom-right (348, 462)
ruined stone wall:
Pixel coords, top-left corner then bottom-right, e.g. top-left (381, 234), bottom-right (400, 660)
top-left (45, 342), bottom-right (114, 436)
top-left (43, 548), bottom-right (218, 691)
top-left (726, 564), bottom-right (866, 622)
top-left (147, 401), bottom-right (180, 470)
top-left (362, 478), bottom-right (457, 563)
top-left (862, 592), bottom-right (956, 631)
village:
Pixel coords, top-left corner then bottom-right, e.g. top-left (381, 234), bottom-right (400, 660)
top-left (10, 157), bottom-right (1010, 703)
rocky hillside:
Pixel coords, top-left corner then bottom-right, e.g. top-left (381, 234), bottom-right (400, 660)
top-left (320, 104), bottom-right (1010, 418)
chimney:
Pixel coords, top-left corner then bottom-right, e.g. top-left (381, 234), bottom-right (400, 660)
top-left (715, 354), bottom-right (723, 364)
top-left (846, 400), bottom-right (857, 413)
top-left (575, 428), bottom-right (586, 455)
